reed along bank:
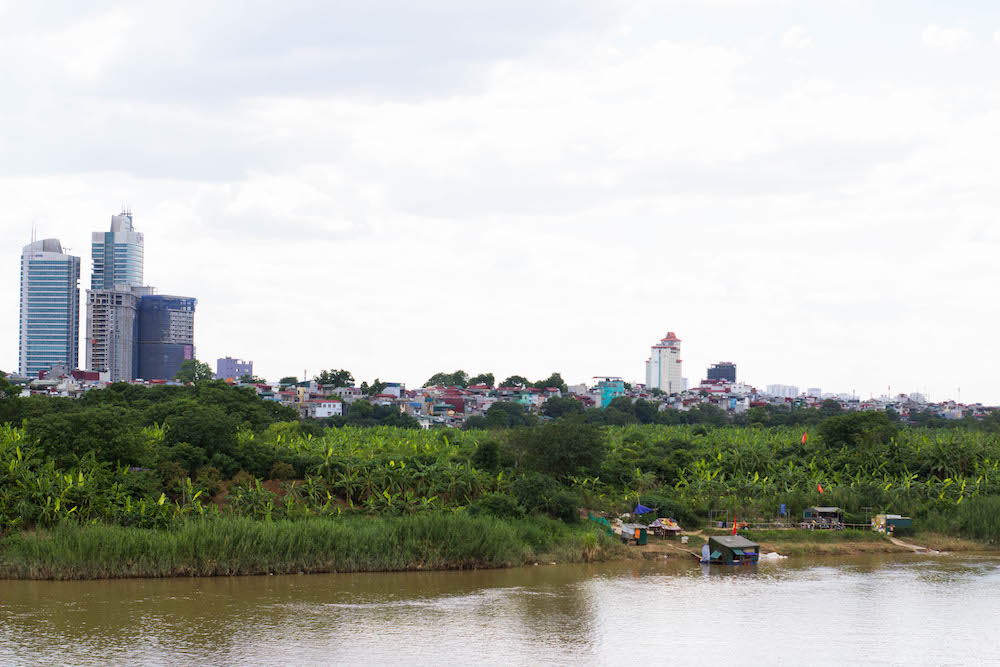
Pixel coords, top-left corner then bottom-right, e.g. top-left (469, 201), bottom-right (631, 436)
top-left (0, 514), bottom-right (626, 580)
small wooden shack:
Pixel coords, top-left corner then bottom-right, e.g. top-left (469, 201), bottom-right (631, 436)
top-left (618, 523), bottom-right (648, 546)
top-left (802, 506), bottom-right (843, 529)
top-left (707, 535), bottom-right (760, 565)
top-left (648, 518), bottom-right (683, 538)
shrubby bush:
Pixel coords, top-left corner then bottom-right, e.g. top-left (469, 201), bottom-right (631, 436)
top-left (467, 493), bottom-right (525, 519)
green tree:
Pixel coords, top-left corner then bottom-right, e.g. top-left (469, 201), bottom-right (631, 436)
top-left (238, 374), bottom-right (267, 384)
top-left (423, 371), bottom-right (469, 387)
top-left (347, 399), bottom-right (375, 421)
top-left (484, 401), bottom-right (535, 428)
top-left (468, 373), bottom-right (495, 387)
top-left (279, 376), bottom-right (298, 386)
top-left (818, 411), bottom-right (899, 449)
top-left (0, 371), bottom-right (20, 400)
top-left (500, 375), bottom-right (529, 388)
top-left (633, 399), bottom-right (659, 424)
top-left (174, 359), bottom-right (215, 384)
top-left (532, 372), bottom-right (568, 392)
top-left (541, 396), bottom-right (584, 419)
top-left (314, 369), bottom-right (354, 387)
top-left (361, 378), bottom-right (388, 396)
top-left (686, 403), bottom-right (728, 426)
top-left (510, 417), bottom-right (607, 479)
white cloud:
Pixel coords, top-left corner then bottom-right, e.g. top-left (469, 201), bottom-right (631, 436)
top-left (921, 25), bottom-right (974, 52)
top-left (1, 3), bottom-right (1000, 403)
top-left (780, 26), bottom-right (812, 50)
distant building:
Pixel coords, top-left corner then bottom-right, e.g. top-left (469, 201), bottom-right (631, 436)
top-left (19, 239), bottom-right (81, 378)
top-left (807, 387), bottom-right (822, 398)
top-left (86, 285), bottom-right (155, 382)
top-left (766, 384), bottom-right (799, 399)
top-left (86, 211), bottom-right (153, 382)
top-left (594, 376), bottom-right (625, 408)
top-left (90, 210), bottom-right (143, 290)
top-left (136, 295), bottom-right (196, 380)
top-left (645, 332), bottom-right (683, 393)
top-left (217, 357), bottom-right (252, 381)
top-left (707, 362), bottom-right (737, 383)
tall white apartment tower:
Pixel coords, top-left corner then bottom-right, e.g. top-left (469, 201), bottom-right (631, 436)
top-left (645, 332), bottom-right (683, 394)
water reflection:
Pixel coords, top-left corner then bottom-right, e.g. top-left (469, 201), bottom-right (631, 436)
top-left (3, 555), bottom-right (1000, 665)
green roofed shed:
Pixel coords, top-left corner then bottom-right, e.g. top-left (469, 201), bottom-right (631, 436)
top-left (708, 535), bottom-right (760, 565)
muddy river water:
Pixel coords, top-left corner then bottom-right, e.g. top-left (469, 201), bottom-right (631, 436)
top-left (2, 554), bottom-right (999, 665)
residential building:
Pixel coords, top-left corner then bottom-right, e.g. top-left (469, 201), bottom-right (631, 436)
top-left (136, 295), bottom-right (196, 380)
top-left (594, 376), bottom-right (625, 408)
top-left (217, 357), bottom-right (253, 380)
top-left (304, 398), bottom-right (343, 419)
top-left (765, 384), bottom-right (800, 399)
top-left (19, 239), bottom-right (81, 377)
top-left (645, 332), bottom-right (683, 393)
top-left (90, 209), bottom-right (143, 290)
top-left (707, 362), bottom-right (737, 383)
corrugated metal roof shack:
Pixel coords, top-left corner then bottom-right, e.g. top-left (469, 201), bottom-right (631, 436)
top-left (802, 506), bottom-right (844, 529)
top-left (708, 536), bottom-right (760, 564)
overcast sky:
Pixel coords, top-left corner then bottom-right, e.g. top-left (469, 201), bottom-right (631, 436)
top-left (2, 1), bottom-right (998, 402)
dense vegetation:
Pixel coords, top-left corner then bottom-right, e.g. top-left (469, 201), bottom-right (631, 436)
top-left (3, 378), bottom-right (1000, 578)
top-left (0, 515), bottom-right (621, 579)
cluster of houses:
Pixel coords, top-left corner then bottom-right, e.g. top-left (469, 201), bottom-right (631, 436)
top-left (4, 365), bottom-right (995, 428)
top-left (257, 380), bottom-right (570, 427)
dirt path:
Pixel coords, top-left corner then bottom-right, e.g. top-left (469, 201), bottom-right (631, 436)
top-left (888, 536), bottom-right (941, 554)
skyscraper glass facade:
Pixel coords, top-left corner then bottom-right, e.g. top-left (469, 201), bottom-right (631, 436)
top-left (136, 295), bottom-right (197, 380)
top-left (91, 211), bottom-right (143, 290)
top-left (19, 239), bottom-right (81, 377)
top-left (86, 211), bottom-right (146, 380)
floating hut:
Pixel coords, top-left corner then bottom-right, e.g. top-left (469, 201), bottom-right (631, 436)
top-left (707, 536), bottom-right (760, 565)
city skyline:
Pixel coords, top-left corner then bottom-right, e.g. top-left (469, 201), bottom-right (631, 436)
top-left (1, 2), bottom-right (998, 402)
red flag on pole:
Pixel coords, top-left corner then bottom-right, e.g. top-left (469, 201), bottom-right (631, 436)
top-left (817, 484), bottom-right (824, 494)
top-left (732, 519), bottom-right (737, 535)
top-left (801, 432), bottom-right (808, 444)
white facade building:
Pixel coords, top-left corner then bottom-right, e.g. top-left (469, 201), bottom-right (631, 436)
top-left (645, 332), bottom-right (683, 394)
top-left (766, 384), bottom-right (800, 399)
top-left (307, 399), bottom-right (344, 419)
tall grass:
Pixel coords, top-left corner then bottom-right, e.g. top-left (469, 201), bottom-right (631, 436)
top-left (0, 514), bottom-right (624, 580)
top-left (954, 496), bottom-right (1000, 544)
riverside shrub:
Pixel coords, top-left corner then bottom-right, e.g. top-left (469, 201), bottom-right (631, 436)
top-left (467, 493), bottom-right (525, 519)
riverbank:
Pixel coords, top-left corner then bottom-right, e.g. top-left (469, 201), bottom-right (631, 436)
top-left (0, 515), bottom-right (628, 580)
top-left (624, 529), bottom-right (993, 560)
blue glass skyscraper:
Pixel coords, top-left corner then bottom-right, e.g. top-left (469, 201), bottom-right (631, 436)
top-left (19, 239), bottom-right (81, 377)
top-left (90, 210), bottom-right (143, 290)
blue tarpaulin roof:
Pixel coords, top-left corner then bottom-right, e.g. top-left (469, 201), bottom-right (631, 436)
top-left (634, 504), bottom-right (654, 515)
